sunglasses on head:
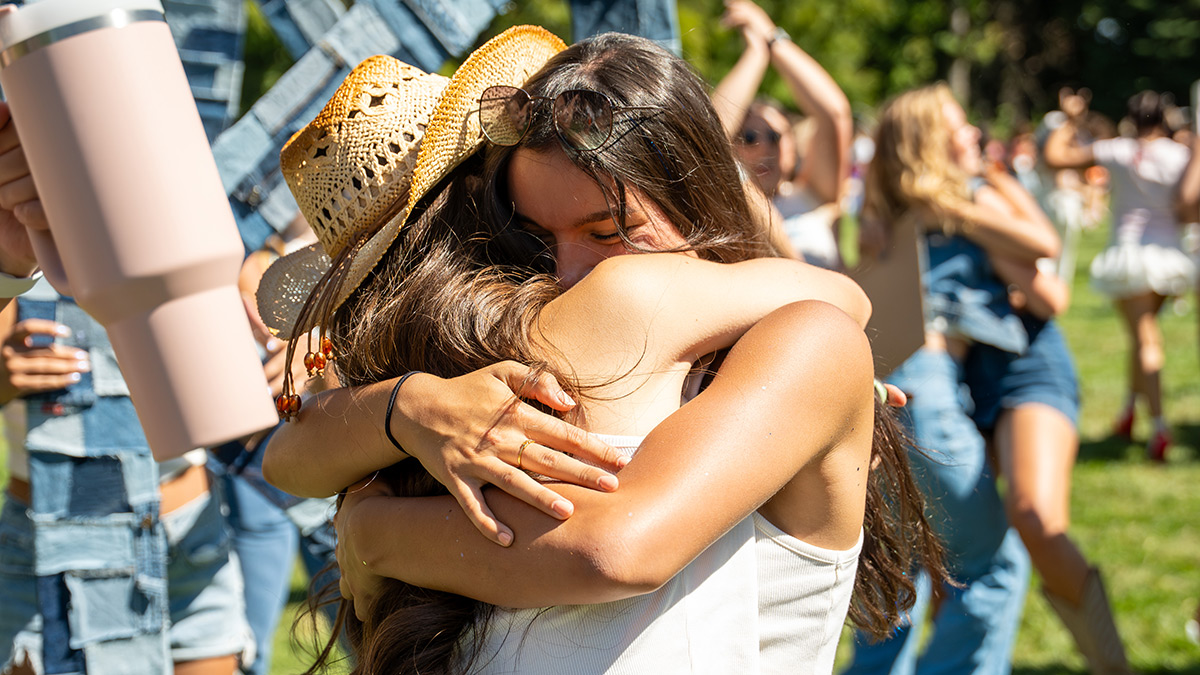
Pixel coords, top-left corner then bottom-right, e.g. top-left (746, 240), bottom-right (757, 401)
top-left (739, 128), bottom-right (782, 147)
top-left (479, 85), bottom-right (661, 152)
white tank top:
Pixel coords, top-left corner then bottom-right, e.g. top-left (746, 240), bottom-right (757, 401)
top-left (465, 435), bottom-right (862, 674)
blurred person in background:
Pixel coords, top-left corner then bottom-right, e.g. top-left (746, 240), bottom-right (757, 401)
top-left (1045, 88), bottom-right (1196, 462)
top-left (850, 82), bottom-right (1129, 675)
top-left (847, 82), bottom-right (1056, 675)
top-left (710, 0), bottom-right (852, 269)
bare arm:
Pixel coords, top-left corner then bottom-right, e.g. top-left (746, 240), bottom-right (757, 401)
top-left (768, 30), bottom-right (852, 204)
top-left (341, 301), bottom-right (873, 608)
top-left (0, 102), bottom-right (48, 313)
top-left (262, 364), bottom-right (627, 538)
top-left (992, 257), bottom-right (1070, 319)
top-left (1043, 91), bottom-right (1095, 171)
top-left (943, 174), bottom-right (1061, 263)
top-left (263, 256), bottom-right (870, 495)
top-left (710, 5), bottom-right (771, 139)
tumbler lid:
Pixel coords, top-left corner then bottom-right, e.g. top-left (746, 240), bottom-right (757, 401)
top-left (0, 0), bottom-right (164, 66)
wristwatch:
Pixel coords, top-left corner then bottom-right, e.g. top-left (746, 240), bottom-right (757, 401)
top-left (0, 269), bottom-right (42, 298)
top-left (767, 26), bottom-right (791, 49)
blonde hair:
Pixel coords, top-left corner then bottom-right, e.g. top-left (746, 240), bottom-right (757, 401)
top-left (865, 83), bottom-right (972, 229)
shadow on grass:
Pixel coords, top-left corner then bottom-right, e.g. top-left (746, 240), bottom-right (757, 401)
top-left (1078, 433), bottom-right (1139, 462)
top-left (1078, 421), bottom-right (1200, 464)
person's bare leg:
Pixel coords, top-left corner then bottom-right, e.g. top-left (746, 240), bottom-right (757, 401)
top-left (1116, 293), bottom-right (1167, 420)
top-left (174, 655), bottom-right (238, 675)
top-left (999, 405), bottom-right (1132, 673)
top-left (995, 404), bottom-right (1087, 603)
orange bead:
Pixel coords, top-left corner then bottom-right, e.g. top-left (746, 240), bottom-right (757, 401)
top-left (321, 337), bottom-right (334, 357)
top-left (287, 395), bottom-right (302, 415)
top-left (312, 352), bottom-right (326, 371)
top-left (304, 352), bottom-right (316, 372)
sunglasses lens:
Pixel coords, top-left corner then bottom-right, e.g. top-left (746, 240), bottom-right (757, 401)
top-left (480, 86), bottom-right (531, 146)
top-left (554, 90), bottom-right (612, 151)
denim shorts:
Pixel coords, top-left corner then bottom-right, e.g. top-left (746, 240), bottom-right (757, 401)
top-left (0, 486), bottom-right (252, 673)
top-left (964, 315), bottom-right (1081, 432)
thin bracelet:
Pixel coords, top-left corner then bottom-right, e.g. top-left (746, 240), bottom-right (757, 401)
top-left (384, 371), bottom-right (422, 454)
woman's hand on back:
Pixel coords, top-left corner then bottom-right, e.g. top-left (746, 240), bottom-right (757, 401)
top-left (392, 364), bottom-right (627, 547)
top-left (335, 474), bottom-right (393, 621)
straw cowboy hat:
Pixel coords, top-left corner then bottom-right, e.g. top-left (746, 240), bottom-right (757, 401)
top-left (257, 25), bottom-right (566, 342)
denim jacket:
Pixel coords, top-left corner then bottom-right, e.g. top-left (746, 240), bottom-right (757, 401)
top-left (923, 232), bottom-right (1028, 355)
top-left (18, 283), bottom-right (171, 675)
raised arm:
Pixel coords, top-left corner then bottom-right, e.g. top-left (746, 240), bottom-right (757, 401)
top-left (709, 2), bottom-right (772, 138)
top-left (1043, 90), bottom-right (1096, 170)
top-left (340, 300), bottom-right (873, 608)
top-left (710, 1), bottom-right (852, 205)
top-left (766, 20), bottom-right (852, 204)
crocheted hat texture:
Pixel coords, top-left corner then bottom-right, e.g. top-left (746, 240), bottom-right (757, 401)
top-left (258, 25), bottom-right (566, 340)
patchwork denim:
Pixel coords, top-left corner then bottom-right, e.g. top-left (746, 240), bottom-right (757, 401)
top-left (844, 348), bottom-right (1030, 675)
top-left (570, 0), bottom-right (680, 55)
top-left (11, 289), bottom-right (171, 675)
top-left (1, 488), bottom-right (251, 674)
top-left (206, 0), bottom-right (680, 252)
top-left (1, 286), bottom-right (249, 674)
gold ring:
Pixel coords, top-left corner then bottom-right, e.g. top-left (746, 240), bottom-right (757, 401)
top-left (517, 439), bottom-right (535, 470)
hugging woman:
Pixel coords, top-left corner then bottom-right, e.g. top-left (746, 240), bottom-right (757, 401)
top-left (258, 28), bottom-right (947, 674)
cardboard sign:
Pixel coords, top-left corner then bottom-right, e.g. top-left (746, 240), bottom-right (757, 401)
top-left (849, 217), bottom-right (926, 378)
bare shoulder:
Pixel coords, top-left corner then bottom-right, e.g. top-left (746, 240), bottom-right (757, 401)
top-left (550, 253), bottom-right (725, 324)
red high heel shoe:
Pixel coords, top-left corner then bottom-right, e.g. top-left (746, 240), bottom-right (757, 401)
top-left (1147, 428), bottom-right (1170, 463)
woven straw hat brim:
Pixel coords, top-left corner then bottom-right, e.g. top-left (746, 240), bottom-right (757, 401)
top-left (257, 26), bottom-right (566, 340)
top-left (404, 26), bottom-right (567, 223)
top-left (257, 243), bottom-right (328, 339)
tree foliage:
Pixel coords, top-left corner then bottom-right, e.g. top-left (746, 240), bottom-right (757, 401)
top-left (493, 0), bottom-right (1200, 134)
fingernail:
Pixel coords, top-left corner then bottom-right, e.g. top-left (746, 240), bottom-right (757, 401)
top-left (615, 455), bottom-right (631, 469)
top-left (54, 326), bottom-right (72, 337)
top-left (67, 372), bottom-right (81, 382)
top-left (75, 360), bottom-right (90, 372)
top-left (497, 531), bottom-right (513, 547)
top-left (557, 391), bottom-right (576, 407)
top-left (265, 338), bottom-right (282, 352)
top-left (598, 475), bottom-right (618, 491)
top-left (73, 350), bottom-right (88, 361)
top-left (551, 499), bottom-right (573, 518)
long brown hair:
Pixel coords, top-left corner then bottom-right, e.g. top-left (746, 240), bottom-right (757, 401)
top-left (304, 33), bottom-right (946, 674)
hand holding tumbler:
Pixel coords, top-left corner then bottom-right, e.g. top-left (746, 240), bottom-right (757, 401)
top-left (0, 0), bottom-right (278, 458)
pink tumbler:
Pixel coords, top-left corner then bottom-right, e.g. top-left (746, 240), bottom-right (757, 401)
top-left (0, 0), bottom-right (278, 458)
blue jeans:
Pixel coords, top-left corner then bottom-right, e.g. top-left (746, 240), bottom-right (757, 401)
top-left (845, 348), bottom-right (1031, 675)
top-left (216, 437), bottom-right (337, 675)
